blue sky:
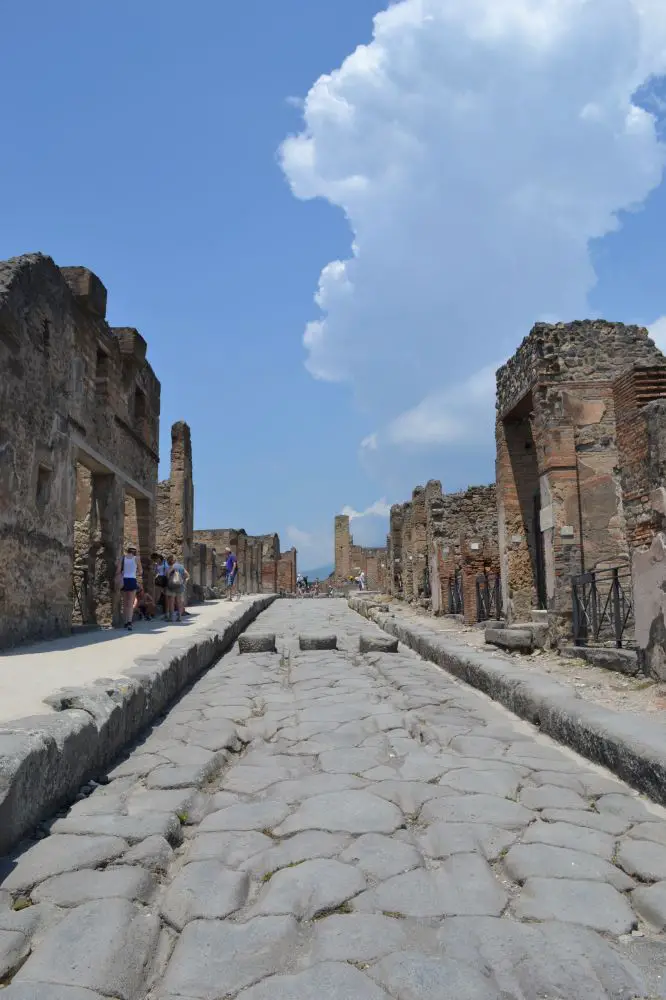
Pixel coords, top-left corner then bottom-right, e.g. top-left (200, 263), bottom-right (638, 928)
top-left (2, 1), bottom-right (666, 571)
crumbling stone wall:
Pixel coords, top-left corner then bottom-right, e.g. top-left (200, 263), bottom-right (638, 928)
top-left (156, 422), bottom-right (193, 578)
top-left (261, 534), bottom-right (280, 593)
top-left (278, 547), bottom-right (297, 592)
top-left (334, 515), bottom-right (352, 580)
top-left (193, 528), bottom-right (282, 593)
top-left (387, 504), bottom-right (407, 597)
top-left (333, 513), bottom-right (388, 589)
top-left (496, 320), bottom-right (666, 638)
top-left (0, 253), bottom-right (160, 647)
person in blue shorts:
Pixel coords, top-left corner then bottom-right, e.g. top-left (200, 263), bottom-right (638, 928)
top-left (224, 547), bottom-right (238, 601)
top-left (116, 545), bottom-right (139, 631)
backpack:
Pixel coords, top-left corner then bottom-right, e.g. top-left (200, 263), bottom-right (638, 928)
top-left (170, 568), bottom-right (183, 587)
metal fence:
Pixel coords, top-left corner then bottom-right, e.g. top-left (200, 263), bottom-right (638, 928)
top-left (572, 566), bottom-right (635, 649)
top-left (448, 570), bottom-right (464, 615)
top-left (476, 571), bottom-right (502, 622)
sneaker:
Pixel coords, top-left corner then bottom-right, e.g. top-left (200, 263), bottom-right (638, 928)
top-left (125, 621), bottom-right (132, 631)
top-left (176, 613), bottom-right (181, 622)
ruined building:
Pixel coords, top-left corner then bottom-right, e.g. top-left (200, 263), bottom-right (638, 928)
top-left (191, 529), bottom-right (295, 595)
top-left (0, 254), bottom-right (160, 646)
top-left (333, 515), bottom-right (388, 590)
top-left (389, 481), bottom-right (499, 625)
top-left (496, 320), bottom-right (666, 645)
top-left (156, 421), bottom-right (194, 579)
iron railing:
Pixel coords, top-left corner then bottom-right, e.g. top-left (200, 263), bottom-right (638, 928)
top-left (448, 570), bottom-right (464, 615)
top-left (477, 571), bottom-right (502, 622)
top-left (572, 566), bottom-right (635, 649)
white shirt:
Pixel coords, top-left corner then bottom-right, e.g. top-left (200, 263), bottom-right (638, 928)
top-left (122, 555), bottom-right (138, 579)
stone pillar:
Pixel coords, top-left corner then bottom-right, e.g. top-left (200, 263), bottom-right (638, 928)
top-left (461, 538), bottom-right (486, 625)
top-left (496, 415), bottom-right (539, 624)
top-left (73, 465), bottom-right (94, 625)
top-left (91, 473), bottom-right (124, 626)
top-left (388, 504), bottom-right (405, 597)
top-left (334, 515), bottom-right (351, 581)
top-left (401, 503), bottom-right (414, 601)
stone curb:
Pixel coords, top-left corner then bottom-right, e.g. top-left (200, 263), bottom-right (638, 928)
top-left (0, 596), bottom-right (276, 855)
top-left (349, 596), bottom-right (666, 807)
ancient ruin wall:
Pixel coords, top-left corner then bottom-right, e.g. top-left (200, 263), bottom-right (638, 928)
top-left (278, 547), bottom-right (298, 592)
top-left (334, 515), bottom-right (352, 580)
top-left (388, 503), bottom-right (407, 596)
top-left (0, 253), bottom-right (160, 646)
top-left (156, 422), bottom-right (193, 575)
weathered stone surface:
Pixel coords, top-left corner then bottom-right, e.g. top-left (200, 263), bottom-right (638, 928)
top-left (187, 831), bottom-right (273, 866)
top-left (369, 951), bottom-right (499, 1000)
top-left (617, 839), bottom-right (666, 882)
top-left (521, 820), bottom-right (615, 859)
top-left (485, 627), bottom-right (533, 651)
top-left (439, 766), bottom-right (521, 798)
top-left (0, 928), bottom-right (29, 979)
top-left (238, 633), bottom-right (277, 654)
top-left (32, 867), bottom-right (155, 906)
top-left (253, 859), bottom-right (366, 919)
top-left (160, 916), bottom-right (299, 998)
top-left (540, 808), bottom-right (630, 835)
top-left (299, 634), bottom-right (337, 650)
top-left (14, 898), bottom-right (160, 1000)
top-left (514, 878), bottom-right (637, 935)
top-left (310, 913), bottom-right (408, 963)
top-left (199, 800), bottom-right (289, 832)
top-left (235, 962), bottom-right (390, 1000)
top-left (632, 882), bottom-right (666, 929)
top-left (0, 835), bottom-right (128, 892)
top-left (359, 635), bottom-right (399, 654)
top-left (353, 855), bottom-right (507, 917)
top-left (595, 793), bottom-right (654, 822)
top-left (50, 812), bottom-right (182, 845)
top-left (275, 790), bottom-right (403, 836)
top-left (0, 988), bottom-right (106, 1000)
top-left (504, 844), bottom-right (634, 891)
top-left (421, 793), bottom-right (533, 830)
top-left (241, 831), bottom-right (350, 878)
top-left (418, 821), bottom-right (516, 861)
top-left (518, 785), bottom-right (588, 811)
top-left (118, 835), bottom-right (174, 872)
top-left (161, 862), bottom-right (249, 930)
top-left (339, 833), bottom-right (423, 880)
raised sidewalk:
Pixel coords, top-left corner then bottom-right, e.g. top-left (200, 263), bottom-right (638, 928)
top-left (350, 595), bottom-right (666, 807)
top-left (0, 597), bottom-right (275, 853)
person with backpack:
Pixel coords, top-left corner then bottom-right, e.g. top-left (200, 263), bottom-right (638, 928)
top-left (116, 544), bottom-right (140, 631)
top-left (165, 554), bottom-right (189, 622)
top-left (224, 547), bottom-right (238, 601)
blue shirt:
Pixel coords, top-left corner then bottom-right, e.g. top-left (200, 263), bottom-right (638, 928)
top-left (225, 553), bottom-right (237, 574)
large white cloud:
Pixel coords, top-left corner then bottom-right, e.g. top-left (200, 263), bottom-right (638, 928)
top-left (281, 0), bottom-right (666, 459)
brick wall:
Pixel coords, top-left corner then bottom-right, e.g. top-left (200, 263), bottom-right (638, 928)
top-left (278, 547), bottom-right (297, 592)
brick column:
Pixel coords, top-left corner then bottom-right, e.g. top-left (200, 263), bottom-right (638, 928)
top-left (496, 416), bottom-right (538, 623)
top-left (91, 473), bottom-right (124, 626)
top-left (461, 539), bottom-right (486, 625)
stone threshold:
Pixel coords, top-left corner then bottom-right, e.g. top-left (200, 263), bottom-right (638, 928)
top-left (349, 595), bottom-right (666, 808)
top-left (0, 595), bottom-right (276, 855)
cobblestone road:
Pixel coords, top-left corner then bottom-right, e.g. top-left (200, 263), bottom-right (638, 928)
top-left (3, 600), bottom-right (666, 999)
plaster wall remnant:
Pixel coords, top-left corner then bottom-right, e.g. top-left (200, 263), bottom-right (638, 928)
top-left (332, 514), bottom-right (388, 590)
top-left (496, 320), bottom-right (666, 642)
top-left (0, 252), bottom-right (160, 647)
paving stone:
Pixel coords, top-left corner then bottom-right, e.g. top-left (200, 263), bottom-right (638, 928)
top-left (309, 913), bottom-right (409, 963)
top-left (631, 882), bottom-right (666, 930)
top-left (436, 916), bottom-right (650, 999)
top-left (449, 735), bottom-right (508, 758)
top-left (540, 808), bottom-right (631, 835)
top-left (319, 747), bottom-right (386, 774)
top-left (66, 786), bottom-right (196, 820)
top-left (187, 830), bottom-right (274, 866)
top-left (222, 766), bottom-right (298, 794)
top-left (1, 835), bottom-right (128, 892)
top-left (617, 838), bottom-right (666, 881)
top-left (339, 834), bottom-right (423, 880)
top-left (161, 862), bottom-right (249, 930)
top-left (145, 761), bottom-right (220, 789)
top-left (275, 790), bottom-right (403, 836)
top-left (0, 927), bottom-right (29, 979)
top-left (595, 793), bottom-right (655, 822)
top-left (160, 916), bottom-right (299, 998)
top-left (397, 752), bottom-right (449, 783)
top-left (14, 898), bottom-right (160, 1000)
top-left (438, 767), bottom-right (521, 799)
top-left (0, 988), bottom-right (106, 1000)
top-left (627, 822), bottom-right (666, 846)
top-left (108, 753), bottom-right (170, 779)
top-left (353, 854), bottom-right (507, 917)
top-left (421, 793), bottom-right (533, 830)
top-left (519, 784), bottom-right (589, 811)
top-left (504, 844), bottom-right (634, 890)
top-left (369, 951), bottom-right (500, 1000)
top-left (241, 831), bottom-right (350, 878)
top-left (266, 773), bottom-right (366, 803)
top-left (235, 962), bottom-right (389, 1000)
top-left (369, 780), bottom-right (448, 814)
top-left (50, 812), bottom-right (182, 845)
top-left (418, 821), bottom-right (516, 861)
top-left (521, 820), bottom-right (615, 859)
top-left (32, 866), bottom-right (155, 906)
top-left (253, 858), bottom-right (365, 919)
top-left (514, 878), bottom-right (637, 935)
top-left (118, 835), bottom-right (174, 872)
top-left (199, 800), bottom-right (289, 832)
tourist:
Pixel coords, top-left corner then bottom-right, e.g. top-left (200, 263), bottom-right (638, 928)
top-left (165, 554), bottom-right (189, 621)
top-left (134, 587), bottom-right (156, 620)
top-left (224, 546), bottom-right (238, 601)
top-left (117, 544), bottom-right (140, 631)
top-left (357, 570), bottom-right (367, 591)
top-left (152, 551), bottom-right (168, 617)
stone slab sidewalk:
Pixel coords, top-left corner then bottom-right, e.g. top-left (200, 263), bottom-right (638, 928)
top-left (0, 596), bottom-right (275, 854)
top-left (350, 596), bottom-right (666, 808)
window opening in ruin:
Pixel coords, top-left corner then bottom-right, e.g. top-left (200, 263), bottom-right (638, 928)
top-left (95, 349), bottom-right (109, 389)
top-left (35, 465), bottom-right (52, 511)
top-left (134, 387), bottom-right (147, 423)
top-left (533, 491), bottom-right (547, 610)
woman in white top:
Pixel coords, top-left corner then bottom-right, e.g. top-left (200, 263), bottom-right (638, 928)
top-left (116, 545), bottom-right (140, 631)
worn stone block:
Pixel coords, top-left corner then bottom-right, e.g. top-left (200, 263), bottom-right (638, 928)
top-left (238, 633), bottom-right (277, 653)
top-left (485, 627), bottom-right (533, 652)
top-left (299, 633), bottom-right (337, 650)
top-left (359, 635), bottom-right (399, 653)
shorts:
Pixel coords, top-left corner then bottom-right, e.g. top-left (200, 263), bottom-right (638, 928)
top-left (167, 584), bottom-right (185, 596)
top-left (226, 573), bottom-right (236, 588)
top-left (122, 578), bottom-right (138, 592)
